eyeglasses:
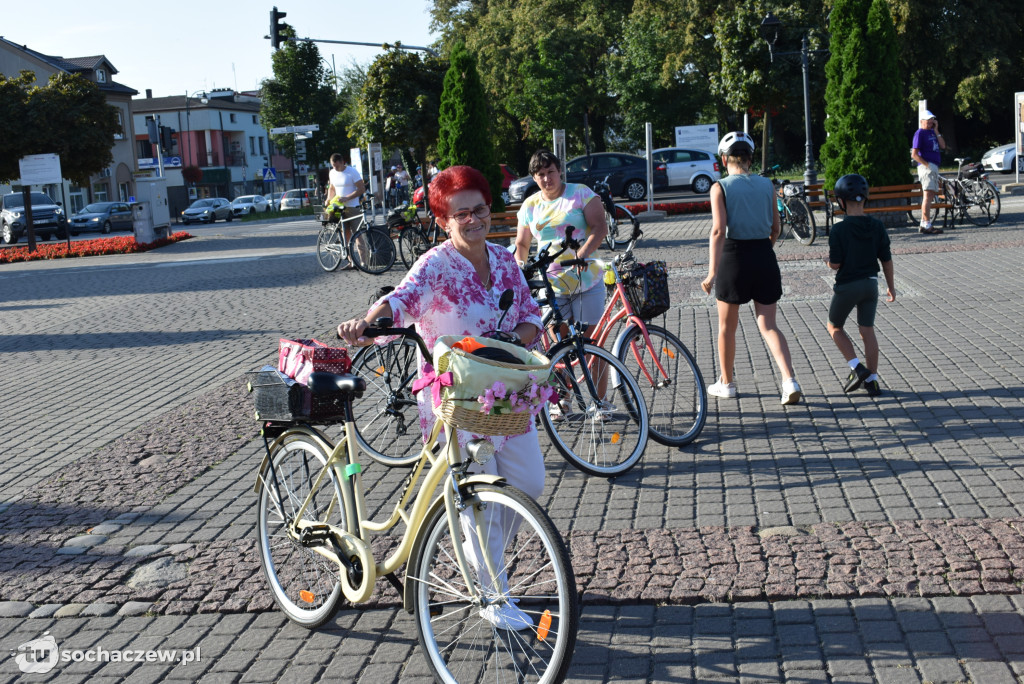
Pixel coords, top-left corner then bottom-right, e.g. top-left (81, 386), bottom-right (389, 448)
top-left (449, 205), bottom-right (491, 224)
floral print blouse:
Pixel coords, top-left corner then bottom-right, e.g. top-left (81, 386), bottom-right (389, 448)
top-left (370, 240), bottom-right (543, 446)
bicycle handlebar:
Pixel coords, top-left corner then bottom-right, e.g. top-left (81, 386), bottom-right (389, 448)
top-left (522, 226), bottom-right (578, 279)
top-left (337, 319), bottom-right (432, 359)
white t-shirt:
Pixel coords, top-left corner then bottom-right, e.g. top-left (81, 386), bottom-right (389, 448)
top-left (329, 165), bottom-right (363, 207)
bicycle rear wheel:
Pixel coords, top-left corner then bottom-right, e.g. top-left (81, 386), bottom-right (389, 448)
top-left (965, 180), bottom-right (1000, 226)
top-left (539, 342), bottom-right (648, 477)
top-left (784, 197), bottom-right (815, 245)
top-left (349, 339), bottom-right (423, 467)
top-left (316, 224), bottom-right (344, 272)
top-left (350, 226), bottom-right (396, 275)
top-left (398, 225), bottom-right (431, 270)
top-left (614, 324), bottom-right (707, 447)
top-left (410, 482), bottom-right (578, 684)
top-left (605, 205), bottom-right (635, 250)
top-left (255, 434), bottom-right (345, 629)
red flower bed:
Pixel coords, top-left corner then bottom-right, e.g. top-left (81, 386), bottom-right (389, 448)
top-left (0, 232), bottom-right (194, 264)
top-left (623, 201), bottom-right (711, 216)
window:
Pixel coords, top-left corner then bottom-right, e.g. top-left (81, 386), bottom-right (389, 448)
top-left (69, 186), bottom-right (86, 214)
top-left (250, 136), bottom-right (256, 154)
top-left (119, 183), bottom-right (130, 202)
top-left (96, 69), bottom-right (106, 83)
top-left (259, 136), bottom-right (265, 155)
top-left (92, 182), bottom-right (109, 202)
top-left (229, 113), bottom-right (237, 123)
top-left (114, 111), bottom-right (124, 140)
top-left (252, 115), bottom-right (258, 124)
top-left (593, 156), bottom-right (624, 170)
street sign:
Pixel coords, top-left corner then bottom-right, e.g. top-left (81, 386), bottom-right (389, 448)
top-left (19, 153), bottom-right (62, 185)
top-left (262, 167), bottom-right (277, 181)
top-left (269, 124), bottom-right (320, 135)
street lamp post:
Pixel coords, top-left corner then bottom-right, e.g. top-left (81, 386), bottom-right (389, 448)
top-left (759, 12), bottom-right (828, 188)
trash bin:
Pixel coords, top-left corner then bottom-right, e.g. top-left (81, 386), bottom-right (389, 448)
top-left (133, 203), bottom-right (157, 243)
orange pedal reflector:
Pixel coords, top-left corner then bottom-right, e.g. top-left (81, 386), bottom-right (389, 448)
top-left (299, 590), bottom-right (316, 604)
top-left (611, 433), bottom-right (621, 444)
top-left (663, 347), bottom-right (675, 359)
top-left (537, 610), bottom-right (552, 641)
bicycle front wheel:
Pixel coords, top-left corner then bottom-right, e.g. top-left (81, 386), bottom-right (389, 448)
top-left (614, 324), bottom-right (707, 447)
top-left (316, 224), bottom-right (345, 272)
top-left (256, 434), bottom-right (345, 629)
top-left (411, 482), bottom-right (579, 684)
top-left (966, 180), bottom-right (1000, 226)
top-left (398, 225), bottom-right (431, 270)
top-left (350, 226), bottom-right (396, 275)
top-left (784, 197), bottom-right (816, 245)
top-left (540, 342), bottom-right (649, 477)
top-left (349, 339), bottom-right (423, 467)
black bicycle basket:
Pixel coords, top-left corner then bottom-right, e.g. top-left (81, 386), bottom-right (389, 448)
top-left (622, 260), bottom-right (670, 320)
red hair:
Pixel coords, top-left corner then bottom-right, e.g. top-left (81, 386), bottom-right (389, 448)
top-left (428, 165), bottom-right (492, 217)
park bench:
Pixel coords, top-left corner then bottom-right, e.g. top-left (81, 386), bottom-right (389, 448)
top-left (804, 181), bottom-right (951, 232)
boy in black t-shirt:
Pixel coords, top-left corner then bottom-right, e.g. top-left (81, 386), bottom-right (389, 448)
top-left (826, 174), bottom-right (896, 397)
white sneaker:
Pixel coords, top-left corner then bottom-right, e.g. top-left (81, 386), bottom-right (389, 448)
top-left (707, 380), bottom-right (737, 398)
top-left (548, 401), bottom-right (566, 423)
top-left (480, 601), bottom-right (533, 631)
top-left (781, 378), bottom-right (802, 405)
top-left (595, 400), bottom-right (617, 422)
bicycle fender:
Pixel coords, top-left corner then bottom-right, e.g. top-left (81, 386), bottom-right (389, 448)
top-left (252, 426), bottom-right (335, 494)
top-left (609, 323), bottom-right (642, 358)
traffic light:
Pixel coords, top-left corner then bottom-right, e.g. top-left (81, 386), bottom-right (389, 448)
top-left (270, 7), bottom-right (287, 49)
top-left (159, 126), bottom-right (176, 154)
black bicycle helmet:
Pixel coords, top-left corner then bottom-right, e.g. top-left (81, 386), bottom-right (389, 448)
top-left (717, 131), bottom-right (755, 157)
top-left (834, 174), bottom-right (870, 202)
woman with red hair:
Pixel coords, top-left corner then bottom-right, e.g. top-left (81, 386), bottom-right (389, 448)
top-left (338, 165), bottom-right (545, 632)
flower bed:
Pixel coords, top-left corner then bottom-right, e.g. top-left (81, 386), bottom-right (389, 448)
top-left (623, 201), bottom-right (712, 216)
top-left (0, 232), bottom-right (194, 264)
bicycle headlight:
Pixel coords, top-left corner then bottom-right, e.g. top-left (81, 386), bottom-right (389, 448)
top-left (466, 438), bottom-right (495, 466)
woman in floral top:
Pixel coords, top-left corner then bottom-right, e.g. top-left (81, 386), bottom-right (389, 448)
top-left (338, 165), bottom-right (544, 631)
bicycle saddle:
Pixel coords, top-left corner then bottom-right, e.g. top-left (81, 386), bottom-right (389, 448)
top-left (308, 372), bottom-right (366, 398)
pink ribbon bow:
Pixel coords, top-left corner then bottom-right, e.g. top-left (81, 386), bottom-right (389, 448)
top-left (411, 365), bottom-right (454, 407)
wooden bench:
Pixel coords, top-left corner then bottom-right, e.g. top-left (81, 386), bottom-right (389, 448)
top-left (801, 182), bottom-right (951, 231)
top-left (488, 210), bottom-right (519, 240)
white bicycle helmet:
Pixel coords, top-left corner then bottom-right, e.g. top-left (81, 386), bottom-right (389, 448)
top-left (718, 131), bottom-right (755, 157)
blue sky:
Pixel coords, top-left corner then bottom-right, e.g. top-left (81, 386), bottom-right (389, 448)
top-left (2, 0), bottom-right (438, 97)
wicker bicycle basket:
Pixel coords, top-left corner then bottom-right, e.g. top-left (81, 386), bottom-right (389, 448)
top-left (431, 335), bottom-right (551, 436)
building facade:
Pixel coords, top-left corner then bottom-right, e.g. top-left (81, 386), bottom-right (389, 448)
top-left (0, 37), bottom-right (138, 213)
top-left (132, 89), bottom-right (296, 217)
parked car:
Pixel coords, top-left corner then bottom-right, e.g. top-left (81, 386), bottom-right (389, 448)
top-left (231, 195), bottom-right (270, 216)
top-left (651, 147), bottom-right (720, 194)
top-left (1, 191), bottom-right (68, 244)
top-left (279, 187), bottom-right (318, 210)
top-left (263, 193), bottom-right (282, 210)
top-left (181, 198), bottom-right (233, 224)
top-left (981, 143), bottom-right (1022, 174)
top-left (499, 163), bottom-right (519, 204)
top-left (68, 201), bottom-right (133, 235)
top-left (507, 153), bottom-right (668, 203)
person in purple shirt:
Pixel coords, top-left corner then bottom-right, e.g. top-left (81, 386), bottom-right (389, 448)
top-left (911, 110), bottom-right (946, 234)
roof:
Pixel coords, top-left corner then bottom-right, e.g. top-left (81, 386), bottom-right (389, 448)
top-left (133, 95), bottom-right (262, 114)
top-left (0, 37), bottom-right (137, 95)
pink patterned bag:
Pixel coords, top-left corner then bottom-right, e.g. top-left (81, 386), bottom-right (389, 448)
top-left (278, 338), bottom-right (351, 386)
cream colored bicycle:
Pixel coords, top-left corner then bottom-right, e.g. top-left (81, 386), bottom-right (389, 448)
top-left (248, 322), bottom-right (578, 683)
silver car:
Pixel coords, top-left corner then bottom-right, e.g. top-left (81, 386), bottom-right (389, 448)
top-left (279, 188), bottom-right (318, 210)
top-left (181, 198), bottom-right (233, 224)
top-left (231, 195), bottom-right (270, 216)
top-left (981, 143), bottom-right (1022, 174)
top-left (652, 147), bottom-right (721, 194)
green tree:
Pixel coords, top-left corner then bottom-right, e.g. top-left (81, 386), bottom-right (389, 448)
top-left (821, 0), bottom-right (908, 187)
top-left (260, 33), bottom-right (345, 174)
top-left (0, 71), bottom-right (119, 184)
top-left (437, 42), bottom-right (503, 208)
top-left (350, 49), bottom-right (446, 202)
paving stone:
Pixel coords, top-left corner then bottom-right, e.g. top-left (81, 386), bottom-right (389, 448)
top-left (124, 545), bottom-right (167, 558)
top-left (54, 604), bottom-right (88, 618)
top-left (0, 602), bottom-right (34, 617)
top-left (117, 602), bottom-right (155, 617)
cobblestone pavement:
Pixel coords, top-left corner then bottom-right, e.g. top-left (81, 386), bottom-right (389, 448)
top-left (1, 201), bottom-right (1023, 682)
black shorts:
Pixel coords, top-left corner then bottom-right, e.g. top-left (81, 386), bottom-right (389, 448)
top-left (715, 238), bottom-right (783, 305)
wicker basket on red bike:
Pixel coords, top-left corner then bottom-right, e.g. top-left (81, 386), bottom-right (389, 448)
top-left (424, 335), bottom-right (555, 436)
top-left (620, 260), bottom-right (670, 320)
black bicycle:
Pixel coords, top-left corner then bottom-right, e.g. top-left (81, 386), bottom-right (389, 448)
top-left (908, 157), bottom-right (1001, 227)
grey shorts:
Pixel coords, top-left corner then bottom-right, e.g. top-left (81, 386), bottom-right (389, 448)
top-left (828, 278), bottom-right (880, 328)
top-left (547, 282), bottom-right (606, 327)
top-left (918, 162), bottom-right (940, 192)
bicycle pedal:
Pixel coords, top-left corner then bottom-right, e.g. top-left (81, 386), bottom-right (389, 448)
top-left (297, 524), bottom-right (333, 545)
